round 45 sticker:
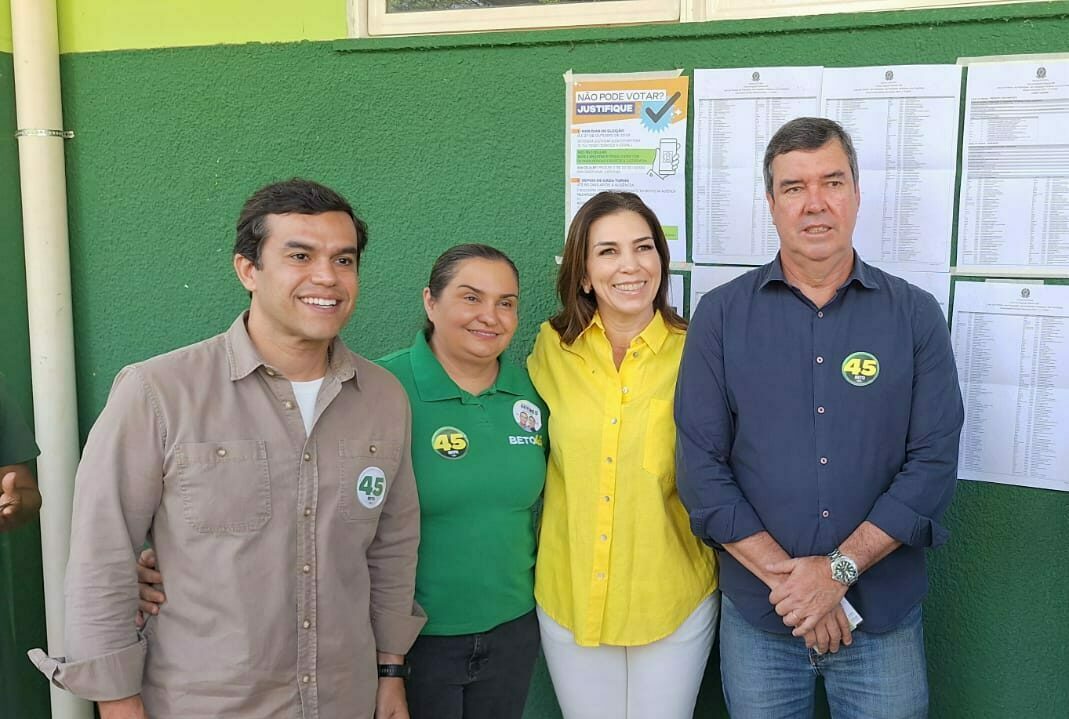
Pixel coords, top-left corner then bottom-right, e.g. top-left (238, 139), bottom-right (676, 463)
top-left (841, 351), bottom-right (880, 387)
top-left (431, 426), bottom-right (468, 460)
top-left (356, 467), bottom-right (387, 509)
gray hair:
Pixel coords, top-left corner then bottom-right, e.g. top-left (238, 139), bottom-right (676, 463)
top-left (762, 117), bottom-right (859, 196)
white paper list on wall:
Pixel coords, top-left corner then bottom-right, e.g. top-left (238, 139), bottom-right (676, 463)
top-left (688, 265), bottom-right (753, 318)
top-left (956, 59), bottom-right (1069, 277)
top-left (691, 66), bottom-right (822, 266)
top-left (951, 279), bottom-right (1069, 492)
top-left (821, 64), bottom-right (962, 274)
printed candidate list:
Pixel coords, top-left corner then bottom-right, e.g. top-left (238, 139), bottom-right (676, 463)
top-left (691, 67), bottom-right (822, 266)
top-left (822, 64), bottom-right (962, 274)
top-left (957, 60), bottom-right (1069, 276)
top-left (952, 281), bottom-right (1069, 493)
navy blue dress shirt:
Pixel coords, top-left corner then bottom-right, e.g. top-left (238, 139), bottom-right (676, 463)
top-left (675, 253), bottom-right (963, 634)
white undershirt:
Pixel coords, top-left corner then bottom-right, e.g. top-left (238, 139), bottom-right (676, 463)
top-left (290, 378), bottom-right (324, 435)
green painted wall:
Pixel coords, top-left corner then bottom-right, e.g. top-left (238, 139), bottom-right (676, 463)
top-left (0, 51), bottom-right (51, 719)
top-left (6, 2), bottom-right (1069, 717)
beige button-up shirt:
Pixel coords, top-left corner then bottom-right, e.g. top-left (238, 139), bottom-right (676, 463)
top-left (30, 314), bottom-right (425, 718)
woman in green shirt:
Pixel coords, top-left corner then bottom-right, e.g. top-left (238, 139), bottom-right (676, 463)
top-left (376, 244), bottom-right (547, 719)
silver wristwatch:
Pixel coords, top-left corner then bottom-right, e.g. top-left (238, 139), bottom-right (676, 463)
top-left (828, 548), bottom-right (859, 587)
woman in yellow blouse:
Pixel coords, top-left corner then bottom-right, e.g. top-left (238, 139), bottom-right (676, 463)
top-left (529, 192), bottom-right (718, 718)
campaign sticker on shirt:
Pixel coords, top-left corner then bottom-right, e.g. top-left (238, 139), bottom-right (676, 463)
top-left (512, 400), bottom-right (542, 433)
top-left (841, 351), bottom-right (880, 387)
top-left (356, 466), bottom-right (387, 509)
top-left (431, 426), bottom-right (468, 460)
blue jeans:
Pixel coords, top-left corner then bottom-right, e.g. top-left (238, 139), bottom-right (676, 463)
top-left (719, 595), bottom-right (928, 719)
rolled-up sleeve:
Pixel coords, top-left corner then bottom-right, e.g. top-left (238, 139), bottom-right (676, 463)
top-left (367, 398), bottom-right (426, 654)
top-left (28, 637), bottom-right (147, 702)
top-left (865, 292), bottom-right (963, 549)
top-left (675, 295), bottom-right (766, 548)
top-left (29, 366), bottom-right (164, 700)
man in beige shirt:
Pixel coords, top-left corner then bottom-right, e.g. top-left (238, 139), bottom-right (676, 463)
top-left (30, 178), bottom-right (425, 719)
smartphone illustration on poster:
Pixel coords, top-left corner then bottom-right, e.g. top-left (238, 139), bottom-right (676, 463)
top-left (658, 138), bottom-right (679, 176)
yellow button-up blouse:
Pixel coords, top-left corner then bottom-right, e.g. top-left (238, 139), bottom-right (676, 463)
top-left (528, 311), bottom-right (717, 647)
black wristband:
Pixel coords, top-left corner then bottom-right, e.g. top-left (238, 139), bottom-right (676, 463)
top-left (378, 663), bottom-right (411, 679)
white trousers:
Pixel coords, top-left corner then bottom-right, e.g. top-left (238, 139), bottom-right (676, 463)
top-left (537, 592), bottom-right (720, 719)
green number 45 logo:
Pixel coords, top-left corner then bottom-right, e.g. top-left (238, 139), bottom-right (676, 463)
top-left (356, 467), bottom-right (387, 509)
top-left (841, 352), bottom-right (879, 387)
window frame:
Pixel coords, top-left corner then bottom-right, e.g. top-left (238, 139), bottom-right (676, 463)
top-left (350, 0), bottom-right (1034, 38)
top-left (353, 0), bottom-right (685, 37)
top-left (699, 0), bottom-right (1033, 22)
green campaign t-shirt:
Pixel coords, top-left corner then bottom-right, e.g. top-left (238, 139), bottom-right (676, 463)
top-left (0, 374), bottom-right (39, 466)
top-left (378, 332), bottom-right (547, 635)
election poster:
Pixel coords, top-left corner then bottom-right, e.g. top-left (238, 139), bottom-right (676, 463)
top-left (566, 70), bottom-right (689, 263)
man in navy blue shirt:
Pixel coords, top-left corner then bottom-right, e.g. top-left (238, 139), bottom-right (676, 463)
top-left (676, 117), bottom-right (963, 719)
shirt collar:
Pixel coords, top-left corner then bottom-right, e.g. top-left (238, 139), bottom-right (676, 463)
top-left (758, 251), bottom-right (881, 293)
top-left (410, 330), bottom-right (524, 402)
top-left (849, 254), bottom-right (881, 290)
top-left (225, 311), bottom-right (357, 385)
top-left (581, 310), bottom-right (672, 354)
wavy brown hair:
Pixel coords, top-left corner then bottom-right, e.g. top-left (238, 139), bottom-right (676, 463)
top-left (549, 192), bottom-right (686, 345)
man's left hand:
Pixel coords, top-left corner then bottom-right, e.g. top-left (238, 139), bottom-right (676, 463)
top-left (767, 555), bottom-right (848, 636)
top-left (0, 471), bottom-right (21, 519)
top-left (375, 677), bottom-right (409, 719)
top-left (0, 467), bottom-right (42, 532)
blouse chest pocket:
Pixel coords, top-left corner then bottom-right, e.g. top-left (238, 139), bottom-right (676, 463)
top-left (338, 439), bottom-right (402, 522)
top-left (642, 398), bottom-right (677, 481)
top-left (174, 440), bottom-right (271, 534)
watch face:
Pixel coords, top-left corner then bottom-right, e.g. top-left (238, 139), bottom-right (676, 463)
top-left (832, 558), bottom-right (858, 585)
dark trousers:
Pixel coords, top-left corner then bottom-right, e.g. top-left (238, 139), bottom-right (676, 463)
top-left (406, 610), bottom-right (540, 719)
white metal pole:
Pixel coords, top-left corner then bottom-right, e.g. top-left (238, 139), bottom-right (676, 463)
top-left (9, 1), bottom-right (92, 717)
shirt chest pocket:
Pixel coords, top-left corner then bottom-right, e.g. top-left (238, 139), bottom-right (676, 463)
top-left (338, 439), bottom-right (402, 522)
top-left (174, 440), bottom-right (271, 534)
top-left (642, 398), bottom-right (677, 481)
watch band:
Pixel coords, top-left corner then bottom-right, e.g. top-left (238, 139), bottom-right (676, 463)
top-left (377, 663), bottom-right (411, 679)
top-left (828, 547), bottom-right (859, 587)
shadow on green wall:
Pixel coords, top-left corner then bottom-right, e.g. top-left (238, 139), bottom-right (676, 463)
top-left (0, 51), bottom-right (51, 719)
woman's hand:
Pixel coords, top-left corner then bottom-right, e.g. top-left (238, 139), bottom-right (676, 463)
top-left (135, 547), bottom-right (167, 629)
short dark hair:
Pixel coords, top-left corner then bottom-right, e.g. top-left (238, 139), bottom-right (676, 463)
top-left (234, 178), bottom-right (368, 268)
top-left (549, 191), bottom-right (685, 345)
top-left (763, 117), bottom-right (859, 196)
top-left (424, 244), bottom-right (520, 337)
